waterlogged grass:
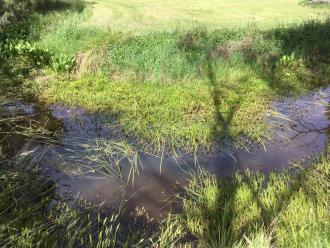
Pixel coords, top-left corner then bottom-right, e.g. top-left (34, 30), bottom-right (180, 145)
top-left (0, 113), bottom-right (154, 246)
top-left (36, 73), bottom-right (270, 151)
top-left (1, 139), bottom-right (329, 247)
top-left (160, 155), bottom-right (330, 247)
top-left (0, 104), bottom-right (329, 247)
top-left (48, 138), bottom-right (142, 185)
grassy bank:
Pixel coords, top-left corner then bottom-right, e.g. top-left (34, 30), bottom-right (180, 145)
top-left (32, 20), bottom-right (330, 152)
top-left (1, 1), bottom-right (330, 247)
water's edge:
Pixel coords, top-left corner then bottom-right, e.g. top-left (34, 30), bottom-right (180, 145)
top-left (1, 87), bottom-right (329, 217)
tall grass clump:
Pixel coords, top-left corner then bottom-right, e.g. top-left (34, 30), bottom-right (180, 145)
top-left (36, 9), bottom-right (107, 57)
top-left (101, 20), bottom-right (330, 88)
top-left (300, 0), bottom-right (330, 8)
top-left (47, 138), bottom-right (142, 186)
top-left (160, 154), bottom-right (330, 247)
top-left (103, 27), bottom-right (247, 82)
top-left (36, 0), bottom-right (85, 13)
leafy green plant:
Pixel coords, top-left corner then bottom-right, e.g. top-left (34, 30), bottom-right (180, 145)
top-left (0, 39), bottom-right (50, 65)
top-left (277, 53), bottom-right (301, 68)
top-left (51, 54), bottom-right (75, 72)
top-left (1, 38), bottom-right (75, 72)
top-left (275, 53), bottom-right (310, 87)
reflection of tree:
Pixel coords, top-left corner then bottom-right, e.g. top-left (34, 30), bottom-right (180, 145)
top-left (268, 88), bottom-right (329, 148)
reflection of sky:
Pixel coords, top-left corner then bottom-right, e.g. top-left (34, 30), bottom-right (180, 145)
top-left (1, 87), bottom-right (329, 218)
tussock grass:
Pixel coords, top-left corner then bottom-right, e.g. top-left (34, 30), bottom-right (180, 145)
top-left (36, 10), bottom-right (107, 57)
top-left (48, 138), bottom-right (141, 186)
top-left (160, 155), bottom-right (330, 247)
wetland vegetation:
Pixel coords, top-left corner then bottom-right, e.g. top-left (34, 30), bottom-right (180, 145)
top-left (0, 0), bottom-right (329, 247)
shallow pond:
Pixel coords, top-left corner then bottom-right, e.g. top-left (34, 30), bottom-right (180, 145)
top-left (0, 87), bottom-right (329, 218)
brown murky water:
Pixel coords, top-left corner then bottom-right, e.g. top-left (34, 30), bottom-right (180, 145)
top-left (0, 87), bottom-right (329, 218)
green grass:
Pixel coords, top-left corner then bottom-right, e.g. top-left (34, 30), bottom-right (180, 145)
top-left (159, 155), bottom-right (330, 247)
top-left (86, 0), bottom-right (330, 30)
top-left (0, 109), bottom-right (154, 247)
top-left (0, 169), bottom-right (120, 247)
top-left (35, 72), bottom-right (270, 152)
top-left (1, 127), bottom-right (329, 247)
top-left (35, 9), bottom-right (107, 57)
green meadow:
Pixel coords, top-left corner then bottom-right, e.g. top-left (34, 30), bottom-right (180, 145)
top-left (0, 0), bottom-right (330, 247)
top-left (87, 0), bottom-right (330, 30)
